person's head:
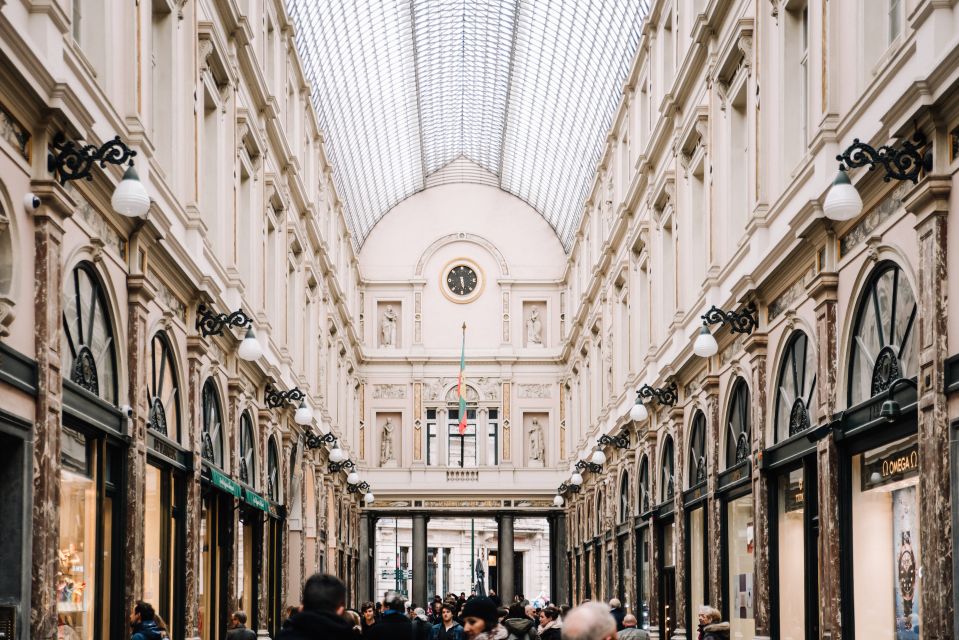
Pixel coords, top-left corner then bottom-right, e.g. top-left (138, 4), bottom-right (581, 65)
top-left (343, 609), bottom-right (361, 629)
top-left (525, 604), bottom-right (536, 619)
top-left (507, 604), bottom-right (526, 619)
top-left (560, 604), bottom-right (571, 618)
top-left (384, 591), bottom-right (406, 614)
top-left (302, 573), bottom-right (346, 615)
top-left (441, 603), bottom-right (455, 623)
top-left (230, 611), bottom-right (248, 628)
top-left (130, 601), bottom-right (155, 627)
top-left (622, 614), bottom-right (637, 628)
top-left (284, 605), bottom-right (299, 620)
top-left (539, 606), bottom-right (560, 626)
top-left (361, 602), bottom-right (375, 623)
top-left (154, 614), bottom-right (167, 631)
top-left (374, 601), bottom-right (382, 612)
top-left (698, 605), bottom-right (721, 626)
top-left (414, 607), bottom-right (428, 621)
top-left (462, 596), bottom-right (498, 638)
top-left (560, 602), bottom-right (617, 640)
top-left (608, 598), bottom-right (621, 610)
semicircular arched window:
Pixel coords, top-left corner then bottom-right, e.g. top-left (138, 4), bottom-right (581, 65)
top-left (775, 331), bottom-right (817, 441)
top-left (619, 472), bottom-right (630, 523)
top-left (725, 380), bottom-right (750, 468)
top-left (62, 262), bottom-right (118, 403)
top-left (268, 437), bottom-right (281, 503)
top-left (848, 262), bottom-right (917, 406)
top-left (660, 436), bottom-right (675, 503)
top-left (688, 412), bottom-right (707, 487)
top-left (201, 379), bottom-right (224, 467)
top-left (239, 412), bottom-right (256, 487)
top-left (148, 332), bottom-right (181, 442)
top-left (638, 455), bottom-right (650, 514)
top-left (595, 490), bottom-right (604, 532)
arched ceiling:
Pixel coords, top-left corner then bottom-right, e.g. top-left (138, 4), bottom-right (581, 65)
top-left (287, 0), bottom-right (648, 251)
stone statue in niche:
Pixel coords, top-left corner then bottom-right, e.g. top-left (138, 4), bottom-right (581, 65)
top-left (381, 305), bottom-right (397, 348)
top-left (528, 417), bottom-right (544, 462)
top-left (380, 417), bottom-right (395, 464)
top-left (526, 307), bottom-right (544, 346)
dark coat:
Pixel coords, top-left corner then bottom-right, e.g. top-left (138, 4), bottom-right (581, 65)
top-left (430, 622), bottom-right (466, 640)
top-left (539, 626), bottom-right (562, 640)
top-left (226, 626), bottom-right (257, 640)
top-left (700, 622), bottom-right (730, 640)
top-left (413, 618), bottom-right (432, 640)
top-left (611, 607), bottom-right (627, 631)
top-left (276, 609), bottom-right (356, 640)
top-left (130, 620), bottom-right (164, 640)
top-left (363, 611), bottom-right (413, 640)
top-left (502, 618), bottom-right (538, 640)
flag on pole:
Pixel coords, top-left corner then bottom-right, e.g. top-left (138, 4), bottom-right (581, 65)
top-left (458, 322), bottom-right (467, 435)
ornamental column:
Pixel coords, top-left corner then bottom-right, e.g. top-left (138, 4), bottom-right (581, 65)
top-left (497, 514), bottom-right (515, 603)
top-left (358, 512), bottom-right (373, 604)
top-left (549, 513), bottom-right (569, 605)
top-left (746, 332), bottom-right (770, 640)
top-left (412, 514), bottom-right (428, 606)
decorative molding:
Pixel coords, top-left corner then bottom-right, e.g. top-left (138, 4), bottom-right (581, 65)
top-left (516, 383), bottom-right (552, 399)
top-left (71, 193), bottom-right (127, 259)
top-left (0, 101), bottom-right (30, 161)
top-left (767, 265), bottom-right (815, 322)
top-left (839, 181), bottom-right (909, 257)
top-left (414, 232), bottom-right (510, 277)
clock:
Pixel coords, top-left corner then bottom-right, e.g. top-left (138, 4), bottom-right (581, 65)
top-left (440, 259), bottom-right (484, 304)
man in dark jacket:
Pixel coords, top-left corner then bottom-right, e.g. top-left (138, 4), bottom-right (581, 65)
top-left (226, 611), bottom-right (256, 640)
top-left (503, 604), bottom-right (538, 640)
top-left (608, 599), bottom-right (626, 631)
top-left (364, 592), bottom-right (413, 640)
top-left (129, 602), bottom-right (163, 640)
top-left (276, 574), bottom-right (355, 640)
top-left (429, 603), bottom-right (464, 640)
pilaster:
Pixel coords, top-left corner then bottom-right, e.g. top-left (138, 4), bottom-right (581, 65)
top-left (745, 333), bottom-right (769, 637)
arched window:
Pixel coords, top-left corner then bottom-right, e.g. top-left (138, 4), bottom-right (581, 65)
top-left (62, 262), bottom-right (117, 403)
top-left (201, 380), bottom-right (224, 467)
top-left (775, 331), bottom-right (817, 441)
top-left (725, 380), bottom-right (750, 468)
top-left (638, 455), bottom-right (650, 513)
top-left (619, 472), bottom-right (630, 523)
top-left (848, 262), bottom-right (917, 405)
top-left (268, 437), bottom-right (281, 502)
top-left (148, 332), bottom-right (181, 442)
top-left (688, 411), bottom-right (707, 487)
top-left (660, 436), bottom-right (675, 503)
top-left (239, 412), bottom-right (256, 487)
top-left (595, 489), bottom-right (604, 532)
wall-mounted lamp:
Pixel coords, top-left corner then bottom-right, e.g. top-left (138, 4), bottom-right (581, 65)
top-left (823, 132), bottom-right (931, 221)
top-left (879, 377), bottom-right (918, 421)
top-left (694, 303), bottom-right (759, 358)
top-left (575, 459), bottom-right (603, 474)
top-left (329, 459), bottom-right (355, 474)
top-left (48, 133), bottom-right (150, 217)
top-left (196, 304), bottom-right (263, 361)
top-left (348, 481), bottom-right (371, 495)
top-left (598, 432), bottom-right (630, 450)
top-left (305, 432), bottom-right (337, 450)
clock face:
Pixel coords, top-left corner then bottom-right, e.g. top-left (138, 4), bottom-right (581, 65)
top-left (446, 265), bottom-right (479, 297)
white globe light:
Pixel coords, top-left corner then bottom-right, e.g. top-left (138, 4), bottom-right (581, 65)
top-left (330, 446), bottom-right (345, 463)
top-left (111, 166), bottom-right (151, 217)
top-left (237, 327), bottom-right (262, 361)
top-left (693, 326), bottom-right (719, 358)
top-left (591, 449), bottom-right (607, 466)
top-left (294, 400), bottom-right (313, 426)
top-left (570, 472), bottom-right (583, 486)
top-left (364, 492), bottom-right (375, 504)
top-left (823, 170), bottom-right (863, 221)
top-left (629, 401), bottom-right (649, 422)
top-left (553, 495), bottom-right (564, 507)
top-left (347, 472), bottom-right (360, 485)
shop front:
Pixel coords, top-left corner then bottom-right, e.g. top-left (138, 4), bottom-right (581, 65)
top-left (265, 437), bottom-right (285, 637)
top-left (684, 412), bottom-right (709, 633)
top-left (634, 454), bottom-right (652, 630)
top-left (839, 262), bottom-right (920, 639)
top-left (657, 436), bottom-right (676, 640)
top-left (720, 380), bottom-right (754, 640)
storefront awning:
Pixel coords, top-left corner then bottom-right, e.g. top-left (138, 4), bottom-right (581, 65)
top-left (244, 488), bottom-right (270, 513)
top-left (208, 467), bottom-right (242, 498)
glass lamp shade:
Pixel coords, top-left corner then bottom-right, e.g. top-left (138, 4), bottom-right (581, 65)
top-left (294, 400), bottom-right (313, 426)
top-left (347, 472), bottom-right (360, 485)
top-left (570, 472), bottom-right (584, 486)
top-left (237, 327), bottom-right (263, 361)
top-left (111, 166), bottom-right (151, 217)
top-left (553, 495), bottom-right (565, 507)
top-left (591, 449), bottom-right (607, 465)
top-left (629, 401), bottom-right (649, 422)
top-left (823, 170), bottom-right (863, 221)
top-left (693, 326), bottom-right (719, 358)
top-left (329, 447), bottom-right (345, 463)
top-left (364, 492), bottom-right (375, 504)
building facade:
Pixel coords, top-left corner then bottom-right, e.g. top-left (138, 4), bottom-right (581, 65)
top-left (559, 1), bottom-right (959, 639)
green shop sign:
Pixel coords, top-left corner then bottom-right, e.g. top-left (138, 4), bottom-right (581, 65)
top-left (244, 488), bottom-right (270, 513)
top-left (209, 468), bottom-right (242, 498)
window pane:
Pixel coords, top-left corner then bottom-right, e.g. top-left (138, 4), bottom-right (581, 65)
top-left (59, 461), bottom-right (98, 640)
top-left (777, 469), bottom-right (805, 640)
top-left (689, 507), bottom-right (706, 622)
top-left (144, 466), bottom-right (163, 613)
top-left (726, 494), bottom-right (756, 639)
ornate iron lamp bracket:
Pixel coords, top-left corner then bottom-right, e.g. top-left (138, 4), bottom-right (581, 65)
top-left (701, 302), bottom-right (759, 334)
top-left (329, 459), bottom-right (355, 474)
top-left (47, 133), bottom-right (137, 185)
top-left (196, 304), bottom-right (254, 337)
top-left (638, 382), bottom-right (678, 406)
top-left (558, 482), bottom-right (581, 495)
top-left (265, 385), bottom-right (305, 409)
top-left (598, 432), bottom-right (630, 449)
top-left (305, 432), bottom-right (337, 450)
top-left (348, 481), bottom-right (371, 494)
top-left (837, 131), bottom-right (932, 183)
top-left (575, 459), bottom-right (603, 474)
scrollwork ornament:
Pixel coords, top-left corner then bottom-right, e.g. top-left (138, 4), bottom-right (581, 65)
top-left (47, 133), bottom-right (137, 185)
top-left (788, 398), bottom-right (810, 437)
top-left (71, 346), bottom-right (99, 395)
top-left (837, 131), bottom-right (932, 183)
top-left (871, 346), bottom-right (902, 397)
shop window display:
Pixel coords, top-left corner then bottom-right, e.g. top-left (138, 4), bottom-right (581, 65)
top-left (726, 494), bottom-right (755, 639)
top-left (58, 427), bottom-right (97, 640)
top-left (851, 436), bottom-right (920, 639)
top-left (776, 469), bottom-right (805, 639)
top-left (689, 506), bottom-right (706, 623)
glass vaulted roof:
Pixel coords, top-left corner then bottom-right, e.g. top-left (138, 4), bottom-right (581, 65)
top-left (288, 1), bottom-right (648, 250)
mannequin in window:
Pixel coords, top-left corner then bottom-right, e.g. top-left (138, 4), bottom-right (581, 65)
top-left (527, 307), bottom-right (543, 346)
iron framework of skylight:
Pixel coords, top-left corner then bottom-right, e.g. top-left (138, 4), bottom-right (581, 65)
top-left (288, 0), bottom-right (648, 251)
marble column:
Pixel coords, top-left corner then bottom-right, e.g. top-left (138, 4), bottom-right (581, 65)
top-left (29, 178), bottom-right (74, 640)
top-left (702, 375), bottom-right (723, 612)
top-left (746, 333), bottom-right (770, 639)
top-left (412, 514), bottom-right (428, 606)
top-left (671, 407), bottom-right (687, 640)
top-left (549, 513), bottom-right (569, 605)
top-left (906, 177), bottom-right (954, 634)
top-left (358, 512), bottom-right (372, 604)
top-left (497, 514), bottom-right (515, 603)
top-left (184, 335), bottom-right (208, 640)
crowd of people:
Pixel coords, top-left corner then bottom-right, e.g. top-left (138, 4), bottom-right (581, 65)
top-left (126, 576), bottom-right (729, 640)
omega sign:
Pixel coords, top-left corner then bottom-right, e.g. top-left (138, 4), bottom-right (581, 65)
top-left (862, 443), bottom-right (919, 491)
